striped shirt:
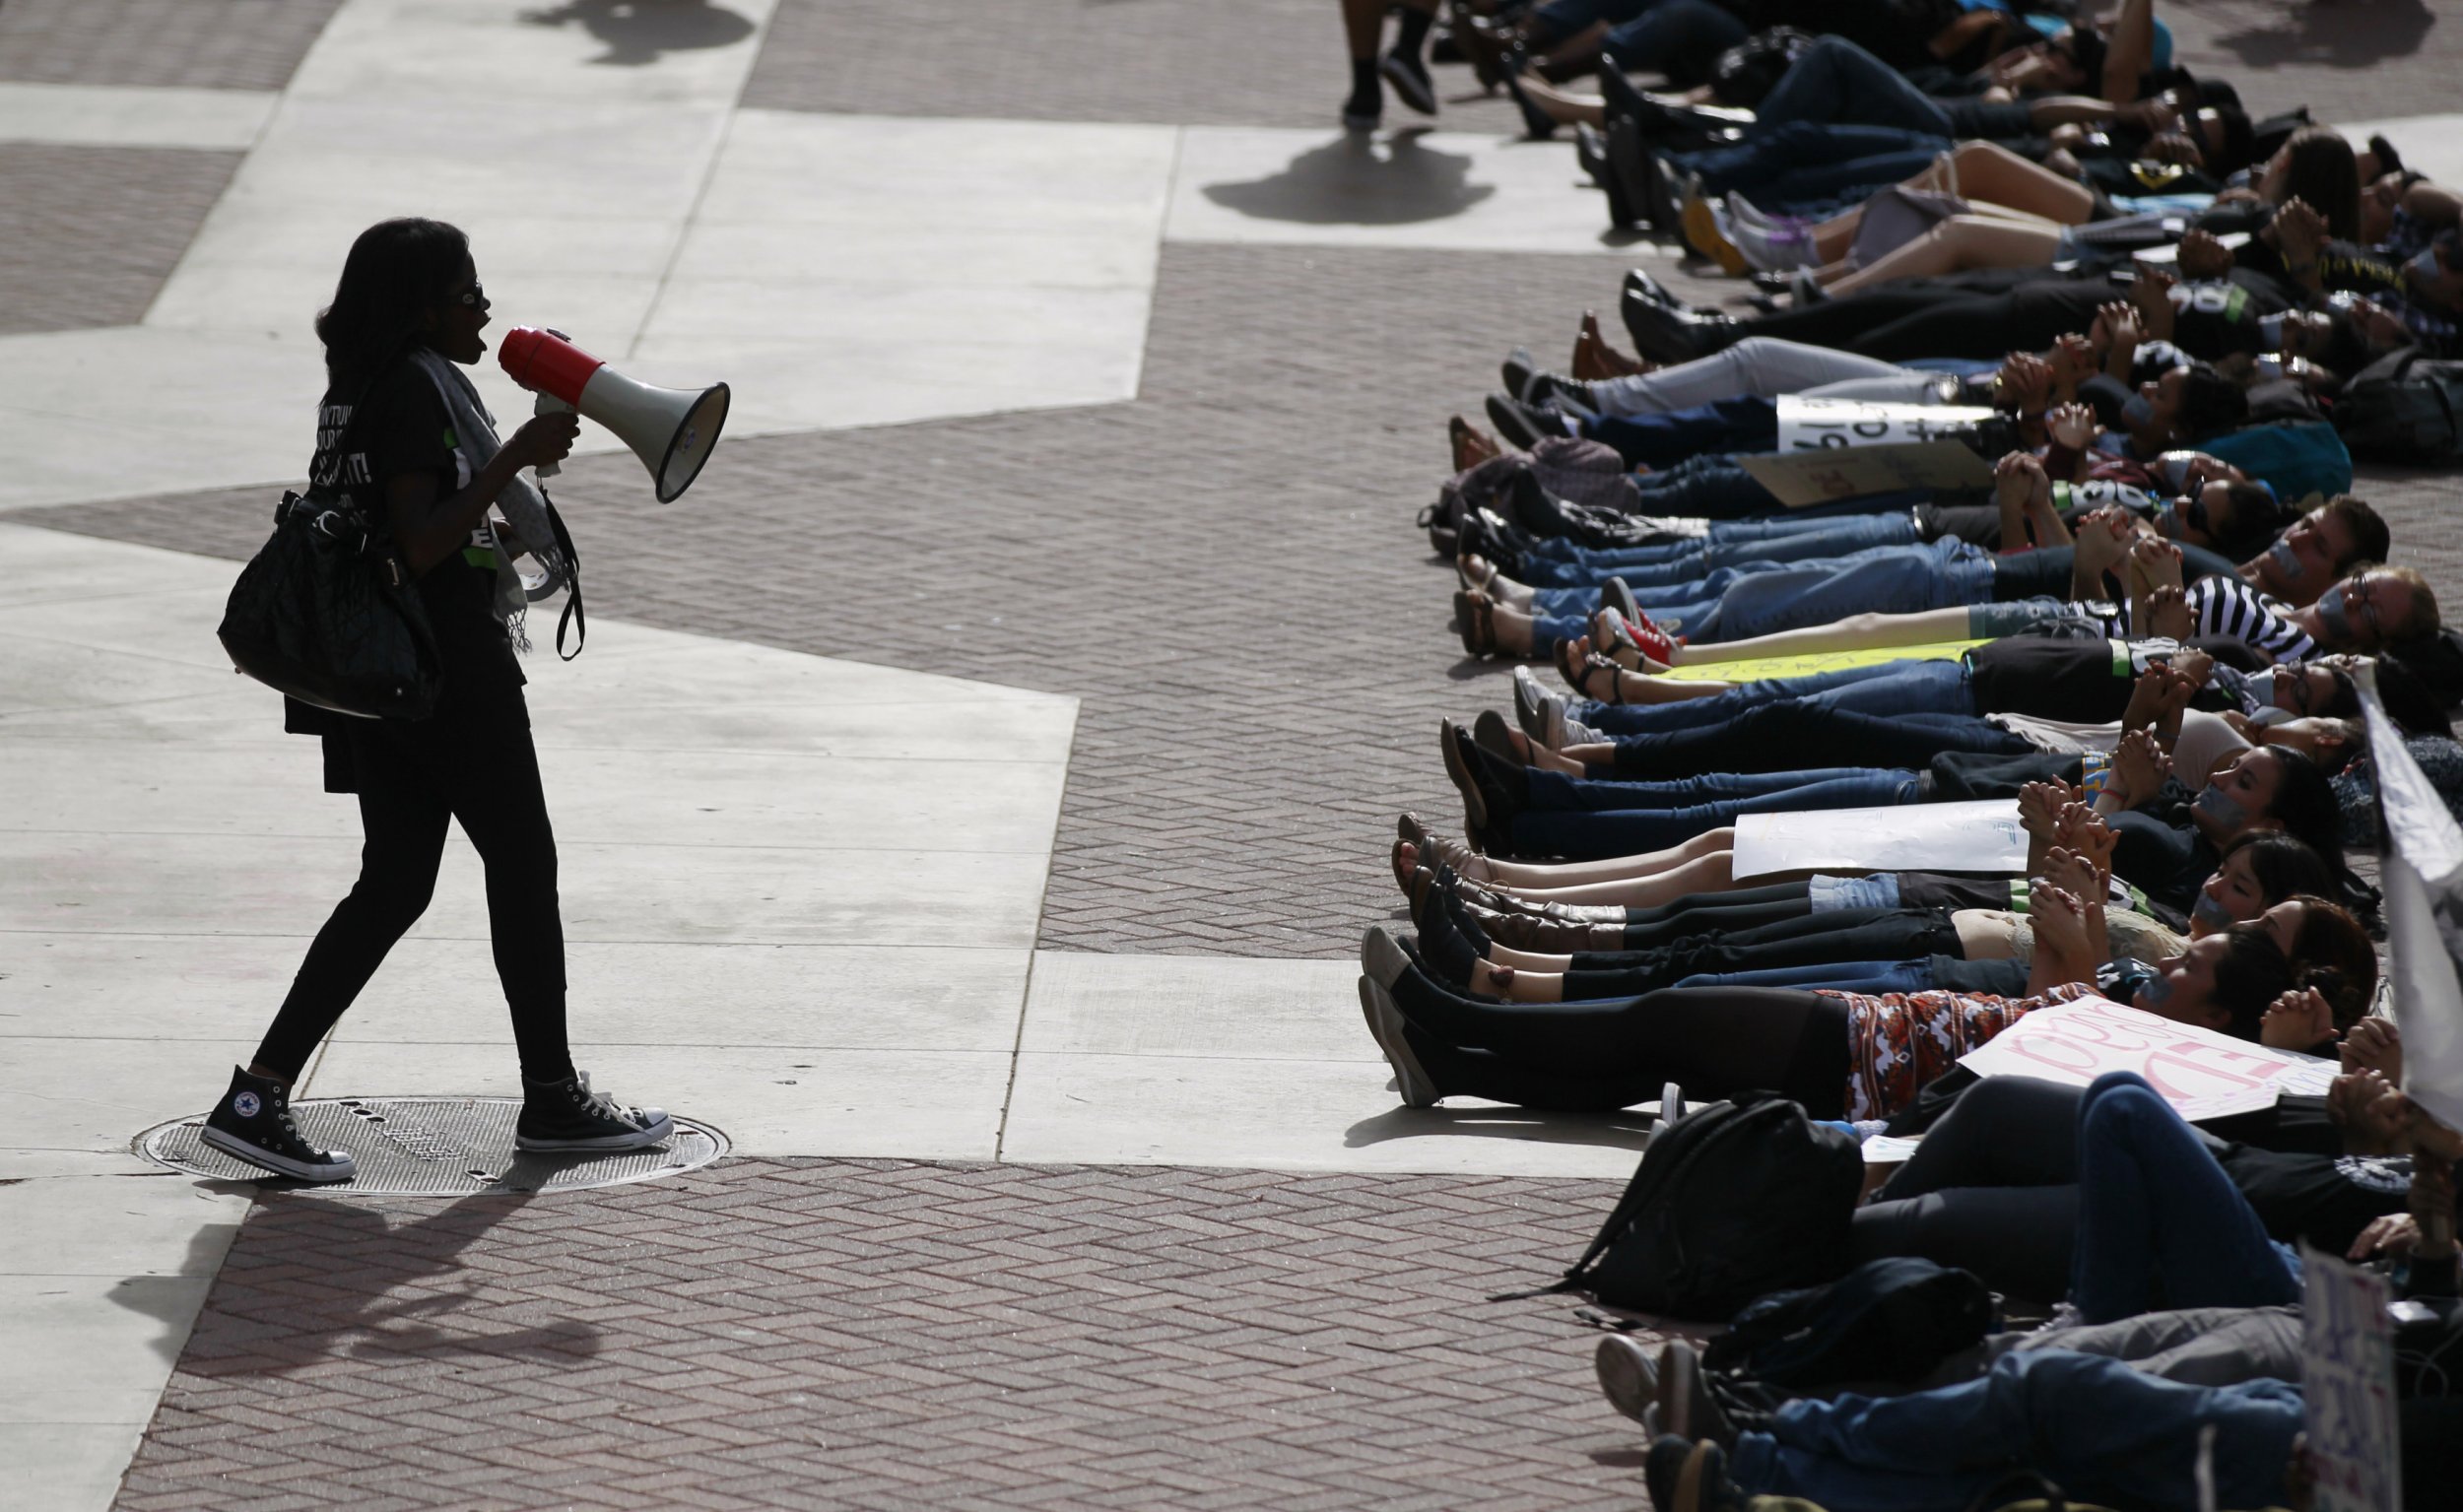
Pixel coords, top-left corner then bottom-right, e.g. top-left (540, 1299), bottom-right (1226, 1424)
top-left (2095, 576), bottom-right (2315, 664)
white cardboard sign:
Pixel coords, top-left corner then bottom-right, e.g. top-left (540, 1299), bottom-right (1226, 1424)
top-left (1775, 396), bottom-right (2000, 451)
top-left (1728, 799), bottom-right (2026, 881)
top-left (1956, 996), bottom-right (2337, 1121)
top-left (2301, 1244), bottom-right (2403, 1512)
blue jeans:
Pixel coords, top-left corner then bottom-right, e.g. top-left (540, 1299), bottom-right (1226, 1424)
top-left (1673, 121), bottom-right (1950, 205)
top-left (1583, 396), bottom-right (1777, 471)
top-left (1732, 1349), bottom-right (2304, 1512)
top-left (1673, 958), bottom-right (1935, 994)
top-left (1530, 0), bottom-right (1652, 39)
top-left (1507, 766), bottom-right (1917, 859)
top-left (1520, 513), bottom-right (1923, 587)
top-left (1619, 538), bottom-right (1999, 643)
top-left (1752, 35), bottom-right (1958, 137)
top-left (1576, 660), bottom-right (1975, 735)
top-left (1604, 0), bottom-right (1748, 83)
top-left (2071, 1073), bottom-right (2304, 1324)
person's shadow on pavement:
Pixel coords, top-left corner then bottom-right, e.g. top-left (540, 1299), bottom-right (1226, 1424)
top-left (520, 0), bottom-right (757, 66)
top-left (119, 1191), bottom-right (604, 1376)
top-left (2211, 0), bottom-right (2434, 71)
top-left (1201, 128), bottom-right (1497, 227)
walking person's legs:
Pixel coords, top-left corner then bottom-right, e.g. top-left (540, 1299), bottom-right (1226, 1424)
top-left (420, 688), bottom-right (671, 1152)
top-left (1342, 0), bottom-right (1440, 127)
top-left (203, 726), bottom-right (452, 1181)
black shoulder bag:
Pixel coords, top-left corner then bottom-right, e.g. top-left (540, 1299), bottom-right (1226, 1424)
top-left (217, 390), bottom-right (444, 720)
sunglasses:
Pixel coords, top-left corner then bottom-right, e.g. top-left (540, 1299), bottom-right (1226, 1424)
top-left (454, 282), bottom-right (488, 307)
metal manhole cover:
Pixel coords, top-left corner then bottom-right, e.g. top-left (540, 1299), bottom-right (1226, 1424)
top-left (135, 1097), bottom-right (727, 1196)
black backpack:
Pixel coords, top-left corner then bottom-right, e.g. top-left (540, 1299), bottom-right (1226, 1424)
top-left (1701, 1256), bottom-right (1995, 1389)
top-left (1548, 1094), bottom-right (1864, 1320)
top-left (2333, 349), bottom-right (2463, 463)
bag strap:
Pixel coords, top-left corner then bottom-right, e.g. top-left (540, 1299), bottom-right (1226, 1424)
top-left (540, 490), bottom-right (586, 662)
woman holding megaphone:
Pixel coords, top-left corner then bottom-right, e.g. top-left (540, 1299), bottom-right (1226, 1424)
top-left (201, 217), bottom-right (671, 1182)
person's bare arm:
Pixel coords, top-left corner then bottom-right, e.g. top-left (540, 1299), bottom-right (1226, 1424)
top-left (384, 413), bottom-right (576, 576)
top-left (2101, 0), bottom-right (2155, 103)
top-left (2026, 95), bottom-right (2125, 127)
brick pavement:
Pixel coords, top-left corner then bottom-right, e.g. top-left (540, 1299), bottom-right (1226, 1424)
top-left (114, 1159), bottom-right (1635, 1512)
top-left (0, 145), bottom-right (241, 335)
top-left (746, 0), bottom-right (1531, 134)
top-left (0, 0), bottom-right (340, 91)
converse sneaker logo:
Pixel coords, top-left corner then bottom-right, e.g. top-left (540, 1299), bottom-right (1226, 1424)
top-left (233, 1090), bottom-right (262, 1118)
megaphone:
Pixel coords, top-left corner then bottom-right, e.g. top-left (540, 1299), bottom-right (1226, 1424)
top-left (497, 326), bottom-right (728, 503)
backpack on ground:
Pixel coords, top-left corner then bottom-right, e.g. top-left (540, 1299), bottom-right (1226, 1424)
top-left (1701, 1255), bottom-right (1995, 1388)
top-left (2333, 349), bottom-right (2463, 464)
top-left (1544, 1093), bottom-right (1864, 1320)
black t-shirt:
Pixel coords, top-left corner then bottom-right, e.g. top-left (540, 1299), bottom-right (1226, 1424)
top-left (310, 358), bottom-right (518, 686)
top-left (2107, 788), bottom-right (2216, 920)
top-left (2164, 278), bottom-right (2287, 361)
top-left (1990, 546), bottom-right (2077, 602)
top-left (2213, 1144), bottom-right (2411, 1257)
top-left (2077, 154), bottom-right (2222, 201)
top-left (286, 358), bottom-right (523, 785)
top-left (1968, 634), bottom-right (2148, 720)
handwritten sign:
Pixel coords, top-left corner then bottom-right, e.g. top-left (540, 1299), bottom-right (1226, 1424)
top-left (1730, 798), bottom-right (2026, 881)
top-left (1739, 439), bottom-right (1995, 508)
top-left (2302, 1245), bottom-right (2402, 1512)
top-left (1776, 396), bottom-right (2000, 451)
top-left (1661, 641), bottom-right (1985, 684)
top-left (1957, 997), bottom-right (2337, 1121)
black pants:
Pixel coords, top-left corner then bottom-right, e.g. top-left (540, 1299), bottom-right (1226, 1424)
top-left (1387, 959), bottom-right (1854, 1117)
top-left (1599, 702), bottom-right (2037, 779)
top-left (1563, 906), bottom-right (1959, 998)
top-left (253, 681), bottom-right (572, 1083)
top-left (1726, 273), bottom-right (2111, 363)
top-left (1851, 1076), bottom-right (2085, 1301)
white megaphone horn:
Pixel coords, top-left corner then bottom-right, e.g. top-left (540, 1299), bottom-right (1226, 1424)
top-left (497, 326), bottom-right (729, 503)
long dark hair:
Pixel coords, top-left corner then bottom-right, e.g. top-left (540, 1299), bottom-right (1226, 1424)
top-left (2278, 127), bottom-right (2363, 243)
top-left (315, 218), bottom-right (470, 393)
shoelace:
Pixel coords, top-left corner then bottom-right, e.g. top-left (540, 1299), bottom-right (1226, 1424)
top-left (567, 1080), bottom-right (633, 1124)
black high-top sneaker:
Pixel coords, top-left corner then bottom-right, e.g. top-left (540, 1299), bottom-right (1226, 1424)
top-left (200, 1067), bottom-right (357, 1182)
top-left (516, 1071), bottom-right (673, 1151)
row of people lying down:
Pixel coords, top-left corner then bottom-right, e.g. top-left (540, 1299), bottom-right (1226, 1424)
top-left (1462, 0), bottom-right (2463, 386)
top-left (1385, 5), bottom-right (2463, 1504)
top-left (1455, 462), bottom-right (2411, 660)
top-left (1599, 1062), bottom-right (2463, 1512)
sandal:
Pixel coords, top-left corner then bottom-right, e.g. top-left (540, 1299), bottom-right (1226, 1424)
top-left (1454, 589), bottom-right (1498, 658)
top-left (1456, 550), bottom-right (1500, 594)
top-left (1557, 638), bottom-right (1629, 704)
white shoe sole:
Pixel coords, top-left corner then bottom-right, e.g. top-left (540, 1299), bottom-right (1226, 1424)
top-left (1594, 1334), bottom-right (1658, 1424)
top-left (201, 1123), bottom-right (357, 1183)
top-left (1357, 975), bottom-right (1440, 1108)
top-left (515, 1113), bottom-right (675, 1152)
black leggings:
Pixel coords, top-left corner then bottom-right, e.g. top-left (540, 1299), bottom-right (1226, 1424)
top-left (1597, 702), bottom-right (2035, 779)
top-left (1850, 1076), bottom-right (2085, 1301)
top-left (1387, 960), bottom-right (1854, 1117)
top-left (1563, 906), bottom-right (1959, 998)
top-left (1609, 882), bottom-right (1818, 944)
top-left (253, 682), bottom-right (572, 1084)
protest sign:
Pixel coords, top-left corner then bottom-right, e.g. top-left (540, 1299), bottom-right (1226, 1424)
top-left (2301, 1244), bottom-right (2402, 1512)
top-left (1774, 396), bottom-right (2001, 451)
top-left (1729, 798), bottom-right (2026, 880)
top-left (1661, 641), bottom-right (1984, 684)
top-left (1740, 439), bottom-right (1994, 507)
top-left (1957, 996), bottom-right (2337, 1121)
top-left (2357, 662), bottom-right (2463, 1135)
